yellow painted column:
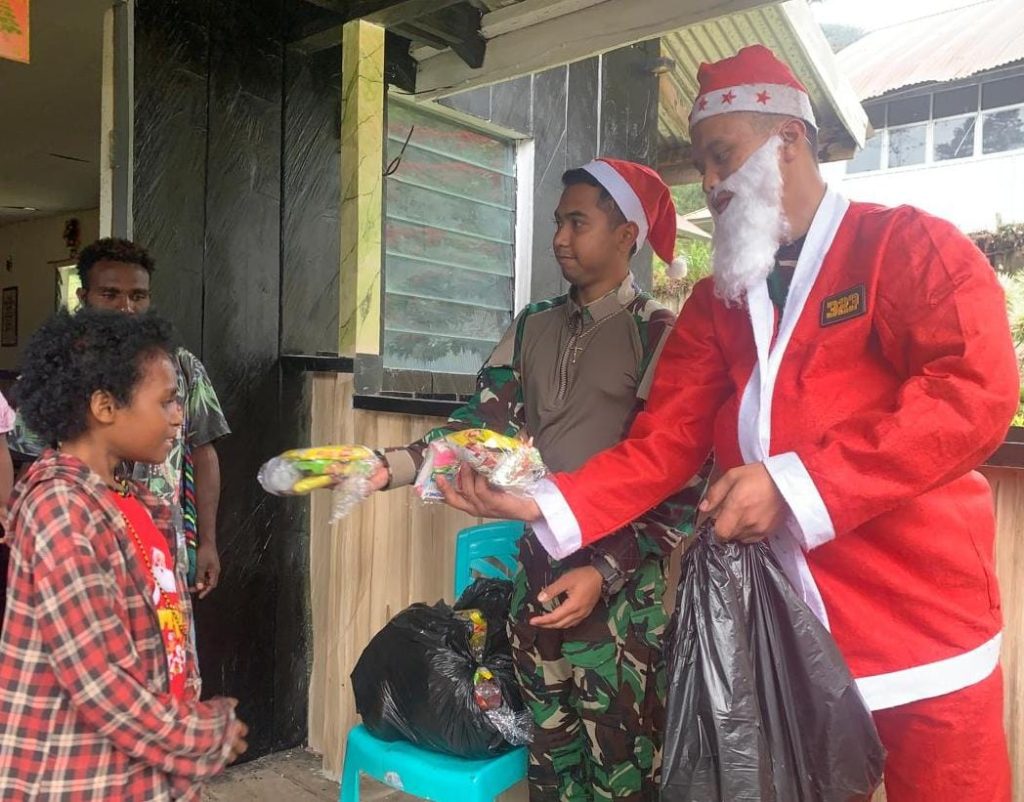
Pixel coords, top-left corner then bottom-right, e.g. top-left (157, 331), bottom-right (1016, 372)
top-left (339, 19), bottom-right (385, 357)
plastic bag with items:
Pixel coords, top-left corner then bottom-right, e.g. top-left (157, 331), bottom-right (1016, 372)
top-left (662, 521), bottom-right (885, 801)
top-left (351, 578), bottom-right (532, 758)
top-left (257, 445), bottom-right (382, 522)
top-left (415, 429), bottom-right (547, 502)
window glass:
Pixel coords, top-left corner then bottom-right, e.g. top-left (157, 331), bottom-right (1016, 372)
top-left (933, 85), bottom-right (978, 119)
top-left (982, 107), bottom-right (1024, 154)
top-left (383, 101), bottom-right (517, 374)
top-left (887, 95), bottom-right (930, 126)
top-left (982, 76), bottom-right (1024, 110)
top-left (888, 124), bottom-right (927, 167)
top-left (933, 115), bottom-right (976, 161)
top-left (847, 132), bottom-right (882, 173)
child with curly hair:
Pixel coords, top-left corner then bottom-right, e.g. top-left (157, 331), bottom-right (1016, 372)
top-left (0, 309), bottom-right (247, 801)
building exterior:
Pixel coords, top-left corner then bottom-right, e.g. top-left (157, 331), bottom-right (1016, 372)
top-left (822, 0), bottom-right (1024, 233)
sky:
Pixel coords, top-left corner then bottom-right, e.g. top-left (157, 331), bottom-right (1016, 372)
top-left (810, 0), bottom-right (990, 31)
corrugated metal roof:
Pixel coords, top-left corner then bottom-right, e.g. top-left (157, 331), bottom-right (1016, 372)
top-left (658, 0), bottom-right (868, 180)
top-left (836, 0), bottom-right (1024, 101)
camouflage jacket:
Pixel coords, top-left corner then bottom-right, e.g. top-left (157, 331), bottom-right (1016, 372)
top-left (384, 274), bottom-right (708, 590)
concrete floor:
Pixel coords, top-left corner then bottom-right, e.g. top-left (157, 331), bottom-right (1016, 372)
top-left (202, 748), bottom-right (528, 802)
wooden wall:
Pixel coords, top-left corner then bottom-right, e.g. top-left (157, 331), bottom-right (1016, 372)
top-left (985, 467), bottom-right (1023, 802)
top-left (306, 373), bottom-right (482, 778)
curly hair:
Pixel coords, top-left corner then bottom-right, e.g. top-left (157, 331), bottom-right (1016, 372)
top-left (18, 308), bottom-right (178, 447)
top-left (76, 238), bottom-right (156, 290)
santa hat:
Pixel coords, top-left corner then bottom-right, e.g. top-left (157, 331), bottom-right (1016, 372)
top-left (689, 44), bottom-right (816, 131)
top-left (580, 158), bottom-right (687, 279)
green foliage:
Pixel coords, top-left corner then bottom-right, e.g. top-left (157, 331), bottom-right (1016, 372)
top-left (971, 222), bottom-right (1024, 272)
top-left (671, 184), bottom-right (706, 216)
top-left (998, 272), bottom-right (1024, 426)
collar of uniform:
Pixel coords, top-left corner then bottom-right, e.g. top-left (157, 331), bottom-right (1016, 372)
top-left (567, 272), bottom-right (638, 324)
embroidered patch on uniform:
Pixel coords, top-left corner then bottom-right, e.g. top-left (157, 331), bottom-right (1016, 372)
top-left (820, 285), bottom-right (866, 327)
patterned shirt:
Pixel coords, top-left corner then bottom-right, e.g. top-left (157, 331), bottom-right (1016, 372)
top-left (8, 348), bottom-right (230, 572)
top-left (0, 452), bottom-right (237, 800)
top-left (385, 274), bottom-right (707, 592)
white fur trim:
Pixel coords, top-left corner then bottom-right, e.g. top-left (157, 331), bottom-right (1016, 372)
top-left (581, 160), bottom-right (649, 251)
top-left (690, 83), bottom-right (816, 128)
top-left (737, 188), bottom-right (850, 627)
top-left (763, 452), bottom-right (835, 549)
top-left (856, 633), bottom-right (1003, 711)
top-left (668, 255), bottom-right (687, 279)
top-left (530, 478), bottom-right (583, 560)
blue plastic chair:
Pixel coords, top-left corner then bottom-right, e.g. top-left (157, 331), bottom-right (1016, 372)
top-left (340, 521), bottom-right (528, 802)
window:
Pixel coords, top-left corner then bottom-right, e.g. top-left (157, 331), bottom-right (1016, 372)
top-left (933, 114), bottom-right (976, 161)
top-left (933, 84), bottom-right (978, 119)
top-left (383, 101), bottom-right (518, 375)
top-left (845, 73), bottom-right (1024, 174)
top-left (982, 76), bottom-right (1024, 110)
top-left (888, 124), bottom-right (926, 168)
top-left (848, 132), bottom-right (882, 173)
top-left (983, 107), bottom-right (1024, 154)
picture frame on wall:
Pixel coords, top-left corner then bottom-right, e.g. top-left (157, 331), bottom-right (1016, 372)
top-left (2, 286), bottom-right (18, 347)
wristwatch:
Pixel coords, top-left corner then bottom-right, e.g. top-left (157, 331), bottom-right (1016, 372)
top-left (592, 553), bottom-right (627, 599)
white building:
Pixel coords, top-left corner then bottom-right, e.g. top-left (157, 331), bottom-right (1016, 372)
top-left (822, 0), bottom-right (1024, 233)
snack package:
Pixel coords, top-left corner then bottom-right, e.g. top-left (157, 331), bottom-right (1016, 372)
top-left (414, 440), bottom-right (460, 502)
top-left (414, 428), bottom-right (547, 502)
top-left (257, 445), bottom-right (382, 522)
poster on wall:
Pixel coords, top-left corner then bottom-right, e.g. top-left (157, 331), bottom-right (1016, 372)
top-left (0, 0), bottom-right (29, 64)
top-left (2, 287), bottom-right (17, 347)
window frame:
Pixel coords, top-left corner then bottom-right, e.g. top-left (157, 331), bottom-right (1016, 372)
top-left (377, 95), bottom-right (534, 397)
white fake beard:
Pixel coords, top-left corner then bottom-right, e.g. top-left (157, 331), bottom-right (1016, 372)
top-left (708, 135), bottom-right (789, 306)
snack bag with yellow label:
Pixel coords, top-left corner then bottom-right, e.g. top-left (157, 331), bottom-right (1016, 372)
top-left (257, 444), bottom-right (383, 521)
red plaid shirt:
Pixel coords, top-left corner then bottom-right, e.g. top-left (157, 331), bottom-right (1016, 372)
top-left (0, 452), bottom-right (238, 800)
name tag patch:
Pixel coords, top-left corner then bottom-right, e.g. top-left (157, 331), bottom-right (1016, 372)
top-left (820, 285), bottom-right (866, 327)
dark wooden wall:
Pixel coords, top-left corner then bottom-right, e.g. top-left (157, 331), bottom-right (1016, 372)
top-left (440, 40), bottom-right (661, 301)
top-left (134, 0), bottom-right (660, 761)
top-left (134, 0), bottom-right (320, 758)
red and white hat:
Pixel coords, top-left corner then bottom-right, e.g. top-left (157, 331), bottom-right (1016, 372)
top-left (580, 157), bottom-right (688, 278)
top-left (689, 44), bottom-right (816, 130)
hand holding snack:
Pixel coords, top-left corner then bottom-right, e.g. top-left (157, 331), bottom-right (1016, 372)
top-left (257, 445), bottom-right (383, 521)
top-left (414, 429), bottom-right (548, 502)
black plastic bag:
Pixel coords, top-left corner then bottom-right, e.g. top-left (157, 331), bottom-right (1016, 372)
top-left (351, 578), bottom-right (532, 758)
top-left (662, 523), bottom-right (885, 801)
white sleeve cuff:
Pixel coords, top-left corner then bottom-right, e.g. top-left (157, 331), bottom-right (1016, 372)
top-left (763, 452), bottom-right (835, 550)
top-left (529, 478), bottom-right (583, 560)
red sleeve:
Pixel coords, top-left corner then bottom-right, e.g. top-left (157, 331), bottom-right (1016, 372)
top-left (553, 279), bottom-right (732, 545)
top-left (799, 211), bottom-right (1019, 536)
top-left (31, 487), bottom-right (236, 780)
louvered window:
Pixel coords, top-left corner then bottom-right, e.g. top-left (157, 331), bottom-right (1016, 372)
top-left (383, 100), bottom-right (517, 374)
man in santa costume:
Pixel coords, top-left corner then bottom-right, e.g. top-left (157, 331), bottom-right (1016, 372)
top-left (439, 45), bottom-right (1019, 801)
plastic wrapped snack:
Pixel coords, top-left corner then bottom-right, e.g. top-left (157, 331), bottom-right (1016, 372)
top-left (257, 445), bottom-right (382, 522)
top-left (415, 429), bottom-right (547, 502)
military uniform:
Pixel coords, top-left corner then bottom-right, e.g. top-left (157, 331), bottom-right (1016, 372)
top-left (384, 275), bottom-right (705, 801)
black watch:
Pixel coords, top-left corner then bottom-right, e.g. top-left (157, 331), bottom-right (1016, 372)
top-left (592, 554), bottom-right (626, 598)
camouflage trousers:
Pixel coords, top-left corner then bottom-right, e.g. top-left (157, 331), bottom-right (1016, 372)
top-left (509, 559), bottom-right (668, 802)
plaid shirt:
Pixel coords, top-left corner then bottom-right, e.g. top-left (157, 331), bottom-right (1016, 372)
top-left (0, 452), bottom-right (237, 800)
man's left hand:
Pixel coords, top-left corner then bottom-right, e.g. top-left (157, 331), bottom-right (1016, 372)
top-left (438, 465), bottom-right (541, 522)
top-left (529, 566), bottom-right (603, 629)
top-left (193, 541), bottom-right (221, 599)
top-left (699, 462), bottom-right (787, 543)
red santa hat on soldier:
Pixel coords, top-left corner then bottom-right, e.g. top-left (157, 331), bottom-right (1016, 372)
top-left (689, 43), bottom-right (817, 131)
top-left (579, 158), bottom-right (688, 279)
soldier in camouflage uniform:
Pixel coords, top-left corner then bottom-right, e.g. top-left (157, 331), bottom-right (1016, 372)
top-left (376, 161), bottom-right (706, 801)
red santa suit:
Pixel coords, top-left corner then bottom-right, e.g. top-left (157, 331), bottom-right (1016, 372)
top-left (529, 45), bottom-right (1019, 802)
